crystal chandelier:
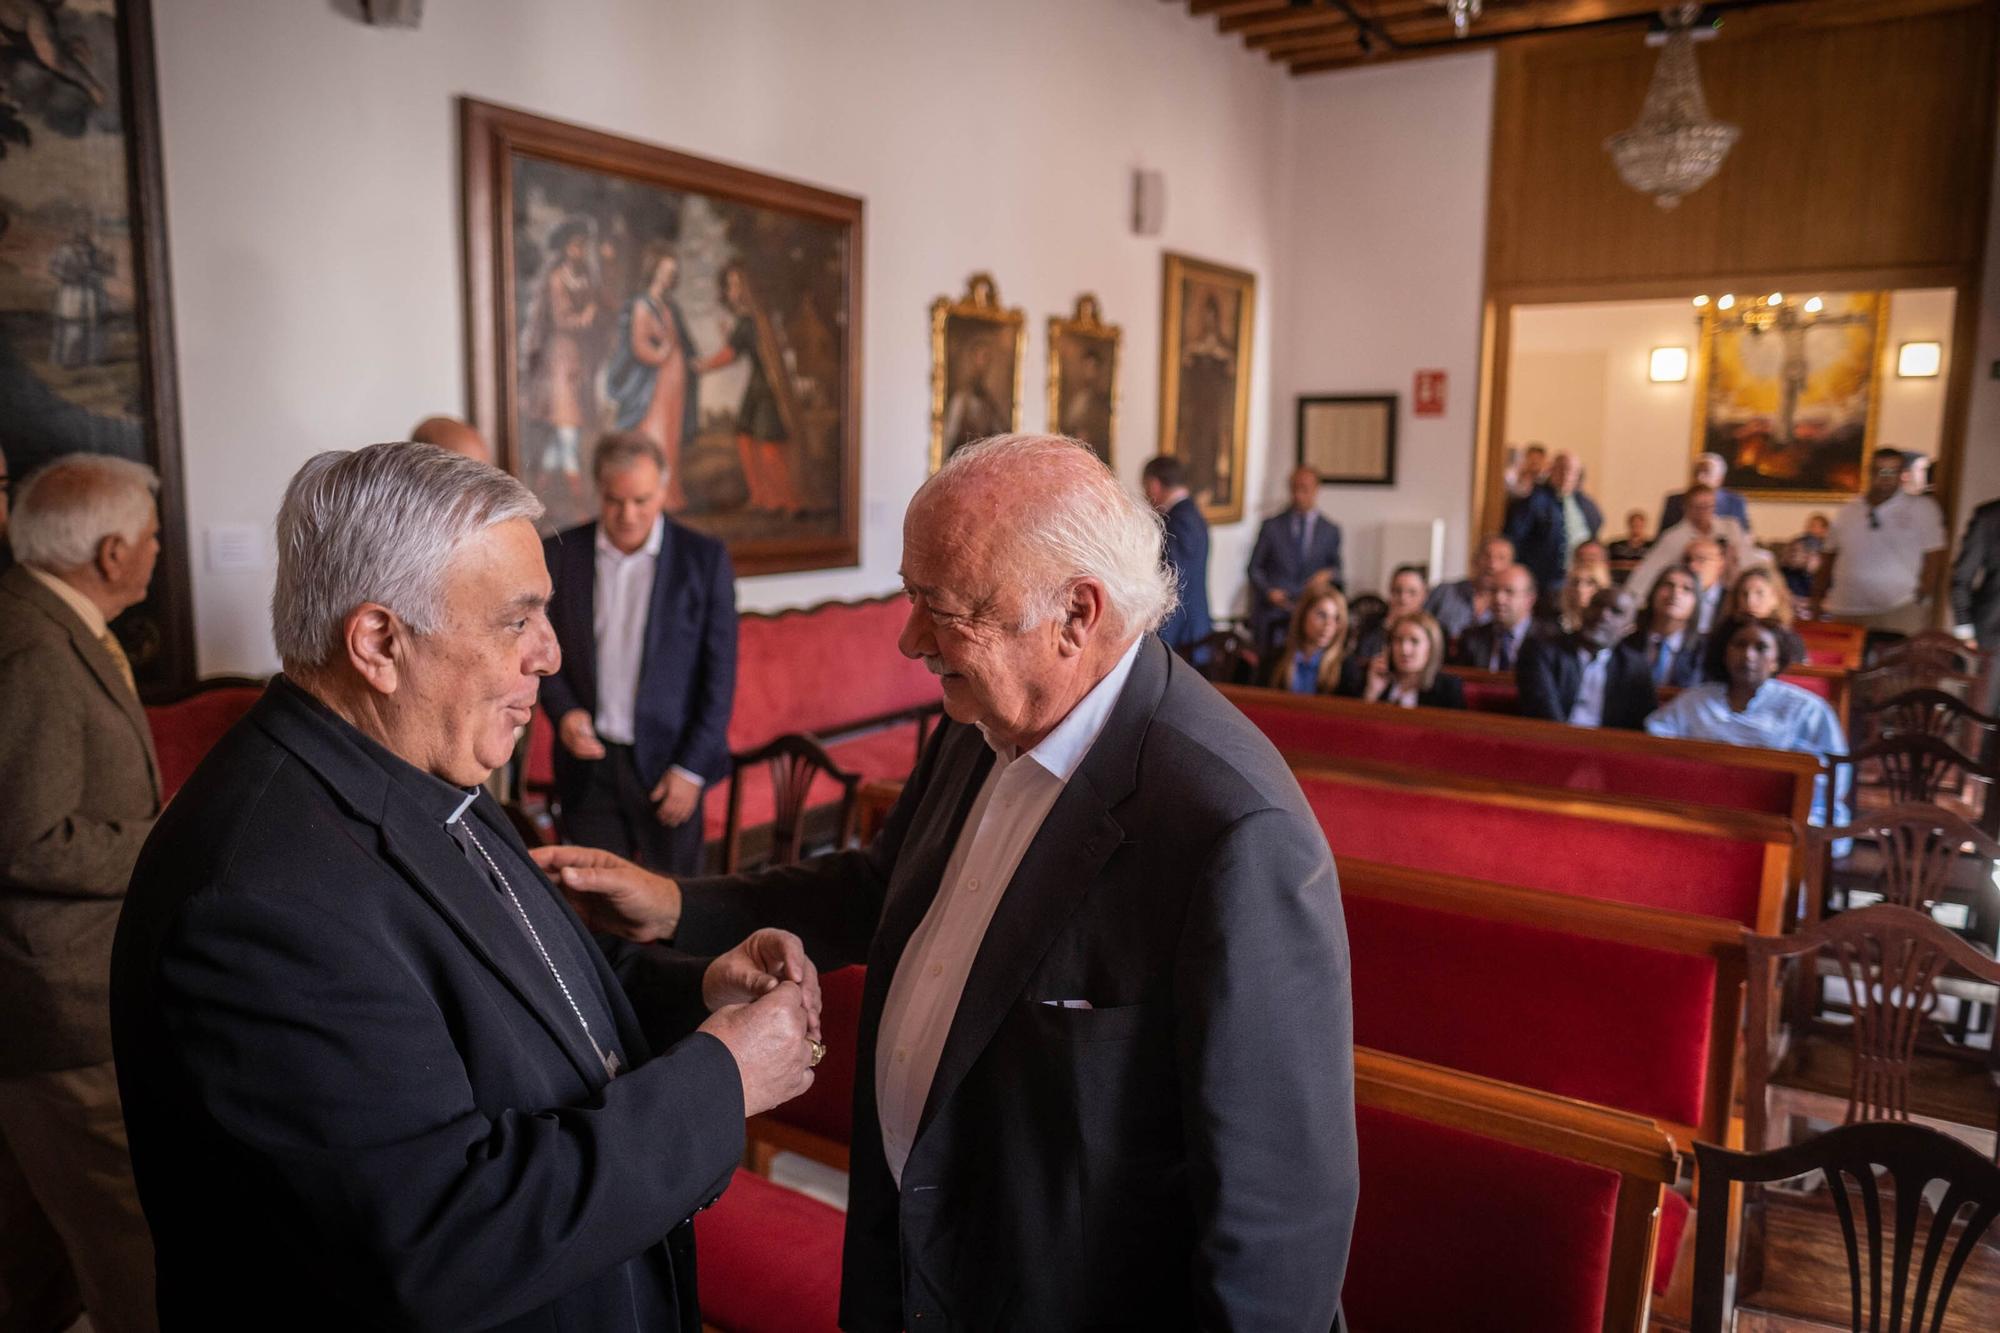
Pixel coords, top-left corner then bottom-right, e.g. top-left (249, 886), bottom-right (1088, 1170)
top-left (1435, 0), bottom-right (1482, 38)
top-left (1604, 4), bottom-right (1740, 209)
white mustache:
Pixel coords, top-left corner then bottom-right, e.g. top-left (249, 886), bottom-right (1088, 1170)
top-left (923, 656), bottom-right (948, 677)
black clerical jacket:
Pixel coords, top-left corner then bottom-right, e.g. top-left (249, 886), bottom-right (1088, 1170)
top-left (676, 636), bottom-right (1358, 1331)
top-left (111, 678), bottom-right (743, 1331)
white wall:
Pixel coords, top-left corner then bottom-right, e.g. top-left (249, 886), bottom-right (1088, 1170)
top-left (1507, 291), bottom-right (1956, 542)
top-left (1267, 51), bottom-right (1496, 594)
top-left (153, 0), bottom-right (1291, 674)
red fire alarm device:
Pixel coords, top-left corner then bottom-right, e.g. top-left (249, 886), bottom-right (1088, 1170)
top-left (1413, 370), bottom-right (1447, 417)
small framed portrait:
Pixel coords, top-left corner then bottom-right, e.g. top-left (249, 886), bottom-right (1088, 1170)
top-left (1298, 394), bottom-right (1398, 486)
top-left (1046, 293), bottom-right (1121, 464)
top-left (1158, 253), bottom-right (1256, 523)
top-left (930, 272), bottom-right (1024, 471)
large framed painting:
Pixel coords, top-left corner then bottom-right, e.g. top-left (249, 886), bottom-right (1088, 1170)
top-left (1158, 253), bottom-right (1255, 524)
top-left (0, 0), bottom-right (189, 696)
top-left (462, 99), bottom-right (863, 575)
top-left (928, 272), bottom-right (1022, 472)
top-left (1692, 291), bottom-right (1886, 500)
top-left (1046, 292), bottom-right (1119, 465)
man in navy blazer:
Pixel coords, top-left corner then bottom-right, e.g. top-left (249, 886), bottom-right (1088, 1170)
top-left (110, 442), bottom-right (816, 1331)
top-left (1247, 465), bottom-right (1344, 654)
top-left (1505, 450), bottom-right (1602, 596)
top-left (1660, 452), bottom-right (1750, 531)
top-left (542, 432), bottom-right (737, 875)
top-left (1516, 587), bottom-right (1656, 730)
top-left (1142, 455), bottom-right (1211, 653)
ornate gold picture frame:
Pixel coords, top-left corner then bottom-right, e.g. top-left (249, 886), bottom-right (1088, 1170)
top-left (1159, 253), bottom-right (1255, 524)
top-left (929, 272), bottom-right (1024, 472)
top-left (1046, 293), bottom-right (1121, 465)
top-left (1689, 290), bottom-right (1887, 501)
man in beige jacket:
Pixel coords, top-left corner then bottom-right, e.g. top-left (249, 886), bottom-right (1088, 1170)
top-left (0, 453), bottom-right (163, 1333)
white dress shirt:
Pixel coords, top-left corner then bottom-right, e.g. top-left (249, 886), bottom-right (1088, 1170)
top-left (1823, 491), bottom-right (1947, 615)
top-left (1567, 646), bottom-right (1612, 727)
top-left (873, 637), bottom-right (1143, 1185)
top-left (591, 517), bottom-right (663, 747)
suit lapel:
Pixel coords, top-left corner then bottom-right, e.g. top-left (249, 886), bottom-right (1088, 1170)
top-left (913, 639), bottom-right (1165, 1139)
top-left (556, 525), bottom-right (598, 704)
top-left (637, 519), bottom-right (684, 690)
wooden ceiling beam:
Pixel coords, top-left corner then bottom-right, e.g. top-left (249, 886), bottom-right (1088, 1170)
top-left (1193, 0), bottom-right (1286, 18)
top-left (1221, 8), bottom-right (1349, 37)
top-left (1274, 0), bottom-right (1674, 63)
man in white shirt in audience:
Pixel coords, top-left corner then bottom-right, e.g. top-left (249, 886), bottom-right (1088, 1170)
top-left (536, 433), bottom-right (1359, 1333)
top-left (1814, 446), bottom-right (1949, 635)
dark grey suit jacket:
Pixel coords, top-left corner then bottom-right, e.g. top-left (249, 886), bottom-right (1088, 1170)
top-left (0, 564), bottom-right (160, 1074)
top-left (1952, 498), bottom-right (2000, 648)
top-left (676, 636), bottom-right (1358, 1332)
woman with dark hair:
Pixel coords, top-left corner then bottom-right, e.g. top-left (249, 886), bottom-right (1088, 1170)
top-left (1646, 614), bottom-right (1848, 825)
top-left (1622, 565), bottom-right (1704, 688)
top-left (1267, 583), bottom-right (1350, 695)
top-left (1341, 610), bottom-right (1464, 710)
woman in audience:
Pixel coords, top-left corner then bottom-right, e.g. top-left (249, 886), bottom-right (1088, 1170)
top-left (1346, 565), bottom-right (1426, 672)
top-left (1723, 565), bottom-right (1794, 629)
top-left (1343, 610), bottom-right (1464, 710)
top-left (1646, 614), bottom-right (1849, 825)
top-left (1624, 565), bottom-right (1705, 688)
top-left (1266, 583), bottom-right (1350, 694)
top-left (1558, 555), bottom-right (1613, 631)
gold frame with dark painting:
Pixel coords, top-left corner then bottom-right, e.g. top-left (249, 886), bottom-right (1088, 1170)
top-left (1158, 253), bottom-right (1255, 524)
top-left (0, 0), bottom-right (191, 696)
top-left (1046, 293), bottom-right (1120, 465)
top-left (928, 272), bottom-right (1023, 473)
top-left (462, 99), bottom-right (863, 576)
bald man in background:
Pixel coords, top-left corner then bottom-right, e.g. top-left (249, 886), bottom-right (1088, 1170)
top-left (410, 416), bottom-right (491, 464)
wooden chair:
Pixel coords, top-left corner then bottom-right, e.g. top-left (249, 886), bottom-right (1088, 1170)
top-left (1181, 626), bottom-right (1260, 685)
top-left (1745, 904), bottom-right (2000, 1159)
top-left (721, 733), bottom-right (861, 873)
top-left (1860, 687), bottom-right (2000, 765)
top-left (1810, 802), bottom-right (2000, 922)
top-left (1847, 734), bottom-right (2000, 838)
top-left (1691, 1121), bottom-right (2000, 1333)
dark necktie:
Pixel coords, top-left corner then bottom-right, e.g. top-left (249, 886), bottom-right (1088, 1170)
top-left (1295, 512), bottom-right (1310, 560)
top-left (1494, 630), bottom-right (1516, 672)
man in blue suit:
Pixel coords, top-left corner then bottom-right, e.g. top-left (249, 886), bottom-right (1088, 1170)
top-left (1247, 465), bottom-right (1343, 655)
top-left (1660, 452), bottom-right (1749, 532)
top-left (543, 432), bottom-right (737, 875)
top-left (1142, 455), bottom-right (1211, 654)
top-left (1505, 450), bottom-right (1601, 597)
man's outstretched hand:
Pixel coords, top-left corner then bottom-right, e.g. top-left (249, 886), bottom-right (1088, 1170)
top-left (530, 844), bottom-right (681, 943)
top-left (704, 928), bottom-right (822, 1042)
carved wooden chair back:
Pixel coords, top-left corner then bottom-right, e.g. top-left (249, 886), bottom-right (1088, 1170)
top-left (1860, 688), bottom-right (2000, 764)
top-left (1847, 735), bottom-right (2000, 838)
top-left (1692, 1120), bottom-right (2000, 1333)
top-left (1184, 627), bottom-right (1261, 686)
top-left (723, 732), bottom-right (861, 873)
top-left (1808, 802), bottom-right (2000, 919)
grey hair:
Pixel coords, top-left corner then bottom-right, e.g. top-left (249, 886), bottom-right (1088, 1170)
top-left (919, 433), bottom-right (1177, 637)
top-left (272, 441), bottom-right (543, 672)
top-left (592, 430), bottom-right (666, 483)
top-left (9, 453), bottom-right (159, 571)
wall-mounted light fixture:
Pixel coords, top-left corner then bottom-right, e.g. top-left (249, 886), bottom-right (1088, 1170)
top-left (1897, 341), bottom-right (1942, 378)
top-left (1650, 346), bottom-right (1690, 383)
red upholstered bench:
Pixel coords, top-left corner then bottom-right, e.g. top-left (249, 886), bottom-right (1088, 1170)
top-left (1292, 757), bottom-right (1795, 931)
top-left (145, 677), bottom-right (266, 801)
top-left (1225, 684), bottom-right (1817, 823)
top-left (1443, 665), bottom-right (1523, 713)
top-left (694, 1169), bottom-right (843, 1333)
top-left (705, 595), bottom-right (940, 845)
top-left (747, 965), bottom-right (863, 1173)
top-left (1346, 1049), bottom-right (1678, 1332)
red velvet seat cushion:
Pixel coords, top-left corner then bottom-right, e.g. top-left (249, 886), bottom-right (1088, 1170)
top-left (146, 686), bottom-right (263, 800)
top-left (763, 965), bottom-right (863, 1145)
top-left (1345, 895), bottom-right (1716, 1131)
top-left (1343, 1105), bottom-right (1620, 1332)
top-left (702, 724), bottom-right (924, 841)
top-left (694, 1169), bottom-right (843, 1333)
top-left (1237, 694), bottom-right (1796, 815)
top-left (1655, 1187), bottom-right (1690, 1296)
top-left (1297, 771), bottom-right (1770, 926)
top-left (1779, 669), bottom-right (1834, 701)
top-left (1457, 678), bottom-right (1523, 714)
top-left (729, 598), bottom-right (936, 751)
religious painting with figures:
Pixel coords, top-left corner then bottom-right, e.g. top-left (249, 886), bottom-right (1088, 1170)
top-left (462, 99), bottom-right (862, 575)
top-left (1694, 291), bottom-right (1885, 501)
top-left (1158, 253), bottom-right (1255, 524)
top-left (0, 0), bottom-right (189, 693)
top-left (1047, 293), bottom-right (1119, 465)
top-left (928, 273), bottom-right (1023, 472)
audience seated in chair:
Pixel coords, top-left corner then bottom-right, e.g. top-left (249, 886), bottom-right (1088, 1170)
top-left (1349, 563), bottom-right (1428, 669)
top-left (1607, 508), bottom-right (1652, 563)
top-left (1556, 551), bottom-right (1613, 632)
top-left (1450, 564), bottom-right (1542, 672)
top-left (1425, 533), bottom-right (1513, 646)
top-left (1647, 615), bottom-right (1849, 828)
top-left (1624, 566), bottom-right (1705, 689)
top-left (1724, 565), bottom-right (1793, 630)
top-left (1266, 582), bottom-right (1350, 695)
top-left (1341, 610), bottom-right (1463, 710)
top-left (1517, 587), bottom-right (1654, 729)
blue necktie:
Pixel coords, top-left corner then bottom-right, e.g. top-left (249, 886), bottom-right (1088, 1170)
top-left (1653, 637), bottom-right (1673, 685)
